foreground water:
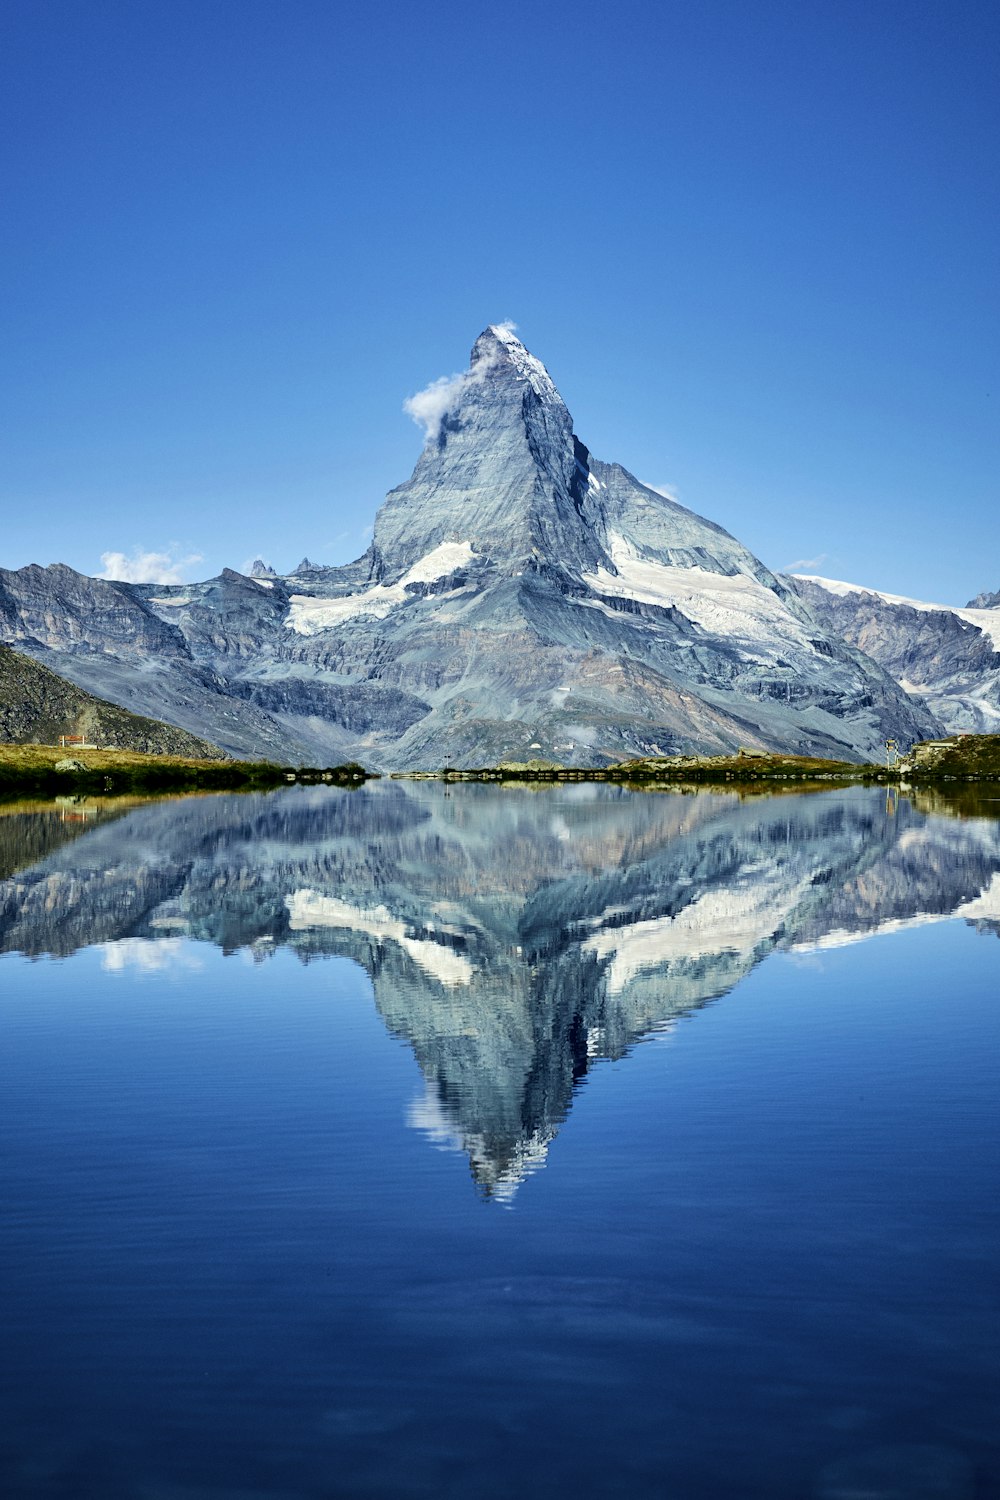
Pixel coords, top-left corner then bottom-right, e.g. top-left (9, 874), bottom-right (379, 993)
top-left (1, 782), bottom-right (998, 1499)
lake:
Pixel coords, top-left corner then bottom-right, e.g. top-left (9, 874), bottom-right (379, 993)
top-left (1, 781), bottom-right (997, 1499)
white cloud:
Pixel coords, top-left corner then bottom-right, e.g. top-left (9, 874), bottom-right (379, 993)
top-left (403, 324), bottom-right (516, 443)
top-left (325, 523), bottom-right (373, 548)
top-left (98, 546), bottom-right (204, 585)
top-left (784, 552), bottom-right (829, 574)
top-left (100, 937), bottom-right (203, 974)
top-left (403, 370), bottom-right (477, 443)
top-left (644, 481), bottom-right (681, 503)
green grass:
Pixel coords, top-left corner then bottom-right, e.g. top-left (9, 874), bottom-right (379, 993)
top-left (0, 744), bottom-right (372, 797)
top-left (905, 733), bottom-right (1000, 780)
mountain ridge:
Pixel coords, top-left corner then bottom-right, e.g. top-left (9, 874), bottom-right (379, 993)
top-left (0, 326), bottom-right (941, 767)
top-left (788, 574), bottom-right (1000, 734)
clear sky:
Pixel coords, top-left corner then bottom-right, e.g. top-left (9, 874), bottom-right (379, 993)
top-left (1, 0), bottom-right (997, 602)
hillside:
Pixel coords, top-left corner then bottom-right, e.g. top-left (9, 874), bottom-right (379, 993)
top-left (0, 643), bottom-right (226, 758)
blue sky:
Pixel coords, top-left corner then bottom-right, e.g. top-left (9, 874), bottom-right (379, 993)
top-left (1, 0), bottom-right (996, 601)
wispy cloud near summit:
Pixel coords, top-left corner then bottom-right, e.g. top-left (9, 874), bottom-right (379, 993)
top-left (403, 370), bottom-right (474, 444)
top-left (783, 553), bottom-right (828, 574)
top-left (97, 547), bottom-right (204, 585)
top-left (403, 322), bottom-right (518, 443)
top-left (643, 481), bottom-right (682, 503)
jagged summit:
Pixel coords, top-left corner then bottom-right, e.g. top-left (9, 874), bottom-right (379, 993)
top-left (470, 322), bottom-right (561, 401)
top-left (376, 321), bottom-right (586, 573)
top-left (377, 323), bottom-right (789, 592)
top-left (250, 559), bottom-right (276, 578)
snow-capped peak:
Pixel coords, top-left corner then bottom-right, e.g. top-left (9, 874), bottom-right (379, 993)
top-left (471, 323), bottom-right (559, 405)
top-left (486, 321), bottom-right (525, 348)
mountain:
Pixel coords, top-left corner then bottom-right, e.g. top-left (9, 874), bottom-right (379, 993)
top-left (0, 564), bottom-right (328, 763)
top-left (0, 326), bottom-right (939, 768)
top-left (788, 575), bottom-right (1000, 735)
top-left (0, 641), bottom-right (226, 758)
top-left (3, 781), bottom-right (999, 1196)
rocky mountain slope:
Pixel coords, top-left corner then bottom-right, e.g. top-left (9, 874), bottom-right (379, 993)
top-left (789, 575), bottom-right (1000, 735)
top-left (0, 642), bottom-right (226, 758)
top-left (0, 326), bottom-right (939, 768)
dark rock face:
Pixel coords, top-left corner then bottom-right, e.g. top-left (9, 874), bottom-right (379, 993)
top-left (0, 327), bottom-right (941, 767)
top-left (228, 677), bottom-right (429, 736)
top-left (0, 643), bottom-right (225, 757)
top-left (789, 577), bottom-right (1000, 735)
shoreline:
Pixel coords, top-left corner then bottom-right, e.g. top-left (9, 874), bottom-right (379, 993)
top-left (0, 745), bottom-right (371, 798)
top-left (5, 736), bottom-right (1000, 799)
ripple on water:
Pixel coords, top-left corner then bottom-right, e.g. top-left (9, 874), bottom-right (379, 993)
top-left (816, 1444), bottom-right (975, 1500)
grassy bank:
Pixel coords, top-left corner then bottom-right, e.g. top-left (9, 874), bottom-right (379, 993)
top-left (397, 751), bottom-right (868, 787)
top-left (0, 745), bottom-right (371, 797)
top-left (896, 733), bottom-right (1000, 781)
top-left (398, 736), bottom-right (1000, 789)
top-left (8, 733), bottom-right (1000, 801)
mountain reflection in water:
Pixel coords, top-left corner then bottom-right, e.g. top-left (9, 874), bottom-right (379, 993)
top-left (2, 782), bottom-right (999, 1197)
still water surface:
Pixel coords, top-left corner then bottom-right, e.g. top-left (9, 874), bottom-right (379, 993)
top-left (1, 782), bottom-right (998, 1498)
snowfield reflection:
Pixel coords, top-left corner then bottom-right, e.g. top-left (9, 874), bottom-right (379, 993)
top-left (2, 780), bottom-right (999, 1197)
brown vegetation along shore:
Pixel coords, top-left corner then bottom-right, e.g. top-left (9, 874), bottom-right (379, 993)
top-left (900, 732), bottom-right (1000, 780)
top-left (397, 735), bottom-right (1000, 787)
top-left (0, 745), bottom-right (371, 797)
top-left (5, 734), bottom-right (999, 801)
top-left (397, 751), bottom-right (866, 786)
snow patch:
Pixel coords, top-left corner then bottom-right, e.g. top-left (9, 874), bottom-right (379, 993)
top-left (956, 871), bottom-right (1000, 922)
top-left (790, 914), bottom-right (946, 952)
top-left (253, 578), bottom-right (274, 589)
top-left (577, 596), bottom-right (653, 626)
top-left (583, 867), bottom-right (812, 994)
top-left (585, 533), bottom-right (811, 653)
top-left (286, 541), bottom-right (474, 635)
top-left (790, 872), bottom-right (1000, 951)
top-left (285, 889), bottom-right (474, 986)
top-left (400, 540), bottom-right (474, 582)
